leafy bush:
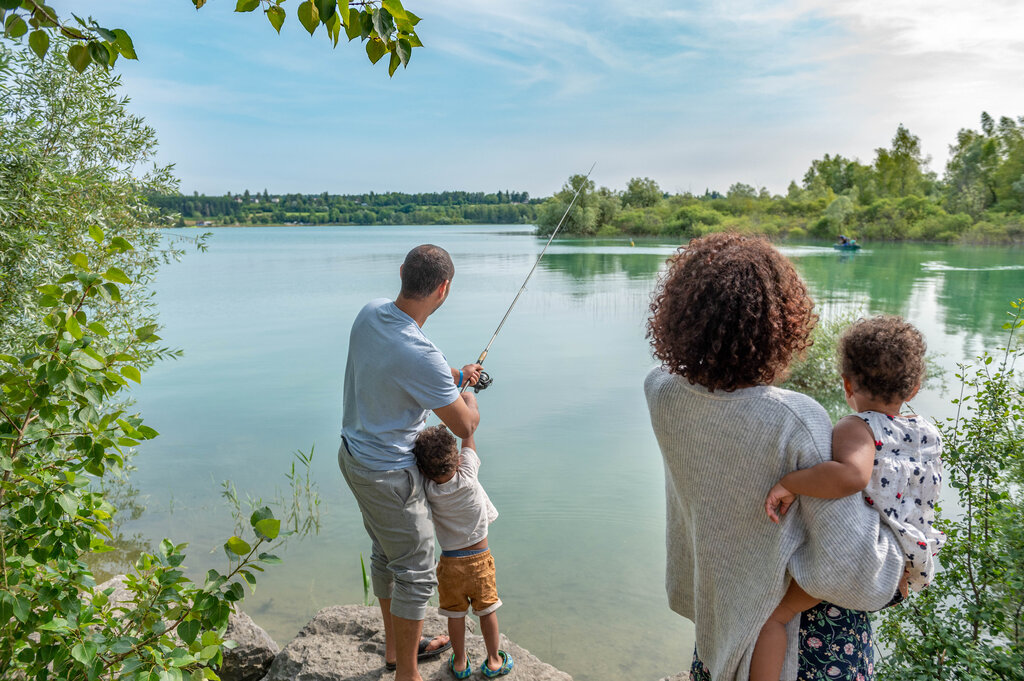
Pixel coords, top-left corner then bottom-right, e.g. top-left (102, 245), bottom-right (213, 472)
top-left (876, 301), bottom-right (1024, 679)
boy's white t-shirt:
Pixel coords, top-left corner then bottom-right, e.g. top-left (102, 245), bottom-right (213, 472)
top-left (423, 447), bottom-right (498, 552)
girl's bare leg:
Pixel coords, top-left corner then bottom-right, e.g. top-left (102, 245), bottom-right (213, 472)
top-left (448, 616), bottom-right (468, 672)
top-left (750, 582), bottom-right (820, 681)
top-left (478, 611), bottom-right (502, 671)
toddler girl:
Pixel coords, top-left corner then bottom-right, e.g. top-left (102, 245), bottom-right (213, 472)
top-left (754, 315), bottom-right (944, 681)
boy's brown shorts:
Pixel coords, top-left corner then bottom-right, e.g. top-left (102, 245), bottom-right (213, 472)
top-left (437, 549), bottom-right (502, 618)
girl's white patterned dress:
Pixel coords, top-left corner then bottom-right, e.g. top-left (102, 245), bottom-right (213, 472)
top-left (859, 410), bottom-right (944, 591)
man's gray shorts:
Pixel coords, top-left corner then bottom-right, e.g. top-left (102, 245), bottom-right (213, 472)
top-left (338, 439), bottom-right (436, 621)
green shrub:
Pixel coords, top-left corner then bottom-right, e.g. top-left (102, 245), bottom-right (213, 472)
top-left (876, 301), bottom-right (1024, 679)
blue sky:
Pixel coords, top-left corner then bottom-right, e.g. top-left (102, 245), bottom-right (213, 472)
top-left (49, 0), bottom-right (1024, 197)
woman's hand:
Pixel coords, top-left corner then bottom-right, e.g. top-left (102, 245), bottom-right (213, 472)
top-left (766, 482), bottom-right (796, 523)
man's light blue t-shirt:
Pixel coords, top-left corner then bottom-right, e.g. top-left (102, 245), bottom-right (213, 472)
top-left (342, 298), bottom-right (460, 471)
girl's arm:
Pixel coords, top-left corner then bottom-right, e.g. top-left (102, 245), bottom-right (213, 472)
top-left (766, 415), bottom-right (875, 522)
top-left (461, 433), bottom-right (476, 452)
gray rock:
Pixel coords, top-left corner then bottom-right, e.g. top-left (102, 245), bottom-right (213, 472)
top-left (260, 604), bottom-right (572, 681)
top-left (95, 575), bottom-right (279, 681)
top-left (221, 607), bottom-right (280, 681)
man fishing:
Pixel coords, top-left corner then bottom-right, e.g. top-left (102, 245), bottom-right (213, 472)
top-left (339, 244), bottom-right (482, 681)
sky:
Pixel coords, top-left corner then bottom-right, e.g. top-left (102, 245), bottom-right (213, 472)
top-left (45, 0), bottom-right (1024, 197)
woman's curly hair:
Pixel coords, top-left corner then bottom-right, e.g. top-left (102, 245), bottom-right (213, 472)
top-left (412, 425), bottom-right (459, 480)
top-left (647, 232), bottom-right (817, 391)
top-left (839, 315), bottom-right (926, 403)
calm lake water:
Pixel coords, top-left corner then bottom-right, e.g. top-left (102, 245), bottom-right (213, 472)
top-left (116, 226), bottom-right (1023, 681)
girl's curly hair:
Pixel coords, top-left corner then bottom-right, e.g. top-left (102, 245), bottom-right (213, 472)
top-left (839, 315), bottom-right (926, 403)
top-left (647, 232), bottom-right (817, 391)
top-left (412, 425), bottom-right (459, 480)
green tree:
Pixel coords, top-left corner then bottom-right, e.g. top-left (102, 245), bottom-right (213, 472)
top-left (874, 124), bottom-right (933, 198)
top-left (536, 174), bottom-right (597, 236)
top-left (621, 177), bottom-right (662, 208)
top-left (1, 39), bottom-right (279, 680)
top-left (0, 40), bottom-right (180, 356)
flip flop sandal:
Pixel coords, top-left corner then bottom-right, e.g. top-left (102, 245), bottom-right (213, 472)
top-left (449, 653), bottom-right (473, 679)
top-left (480, 650), bottom-right (514, 678)
top-left (384, 636), bottom-right (453, 670)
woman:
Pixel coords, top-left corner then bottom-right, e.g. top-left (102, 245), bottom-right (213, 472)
top-left (644, 233), bottom-right (903, 680)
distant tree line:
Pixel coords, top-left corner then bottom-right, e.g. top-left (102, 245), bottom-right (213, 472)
top-left (149, 189), bottom-right (539, 226)
top-left (538, 113), bottom-right (1024, 243)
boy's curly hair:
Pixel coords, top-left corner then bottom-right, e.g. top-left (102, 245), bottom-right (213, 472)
top-left (839, 315), bottom-right (926, 403)
top-left (412, 425), bottom-right (459, 480)
top-left (647, 232), bottom-right (817, 392)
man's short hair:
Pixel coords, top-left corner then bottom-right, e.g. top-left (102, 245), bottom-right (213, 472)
top-left (400, 244), bottom-right (454, 299)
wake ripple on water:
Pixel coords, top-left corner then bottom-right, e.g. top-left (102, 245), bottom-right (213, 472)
top-left (921, 261), bottom-right (1024, 272)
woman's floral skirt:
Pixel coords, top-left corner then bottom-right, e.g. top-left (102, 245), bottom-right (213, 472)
top-left (689, 602), bottom-right (873, 680)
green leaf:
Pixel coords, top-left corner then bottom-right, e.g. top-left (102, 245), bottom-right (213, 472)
top-left (101, 282), bottom-right (121, 301)
top-left (236, 0), bottom-right (260, 11)
top-left (366, 38), bottom-right (387, 63)
top-left (70, 252), bottom-right (89, 270)
top-left (258, 552), bottom-right (283, 564)
top-left (12, 595), bottom-right (30, 622)
top-left (94, 26), bottom-right (117, 42)
top-left (103, 267), bottom-right (132, 284)
top-left (87, 224), bottom-right (104, 242)
top-left (28, 28), bottom-right (48, 57)
top-left (0, 0), bottom-right (22, 10)
top-left (225, 536), bottom-right (251, 556)
top-left (254, 518), bottom-right (280, 540)
top-left (110, 236), bottom-right (134, 251)
top-left (388, 49), bottom-right (399, 77)
top-left (266, 5), bottom-right (285, 32)
top-left (314, 0), bottom-right (335, 22)
top-left (4, 14), bottom-right (27, 38)
top-left (134, 323), bottom-right (158, 340)
top-left (297, 1), bottom-right (318, 35)
top-left (371, 7), bottom-right (394, 39)
top-left (71, 641), bottom-right (98, 665)
top-left (112, 29), bottom-right (137, 59)
top-left (396, 37), bottom-right (411, 67)
top-left (178, 619), bottom-right (201, 645)
top-left (120, 366), bottom-right (141, 383)
top-left (249, 506), bottom-right (273, 525)
top-left (66, 315), bottom-right (83, 340)
top-left (344, 8), bottom-right (361, 40)
top-left (87, 40), bottom-right (111, 68)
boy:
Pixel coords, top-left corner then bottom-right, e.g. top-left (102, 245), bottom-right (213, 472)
top-left (412, 425), bottom-right (514, 679)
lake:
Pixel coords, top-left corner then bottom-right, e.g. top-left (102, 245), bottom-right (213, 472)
top-left (116, 225), bottom-right (1023, 681)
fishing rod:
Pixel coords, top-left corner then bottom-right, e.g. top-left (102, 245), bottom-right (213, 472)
top-left (462, 162), bottom-right (597, 394)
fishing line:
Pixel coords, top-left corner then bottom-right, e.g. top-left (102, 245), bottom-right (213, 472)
top-left (462, 162), bottom-right (597, 393)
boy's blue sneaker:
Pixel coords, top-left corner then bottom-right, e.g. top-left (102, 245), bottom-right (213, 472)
top-left (481, 650), bottom-right (514, 678)
top-left (450, 653), bottom-right (473, 679)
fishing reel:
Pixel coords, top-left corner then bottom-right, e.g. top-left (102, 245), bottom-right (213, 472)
top-left (472, 371), bottom-right (492, 393)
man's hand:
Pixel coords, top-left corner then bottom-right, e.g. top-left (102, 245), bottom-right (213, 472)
top-left (461, 363), bottom-right (483, 387)
top-left (765, 482), bottom-right (797, 523)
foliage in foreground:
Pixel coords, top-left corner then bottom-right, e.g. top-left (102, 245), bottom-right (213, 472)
top-left (876, 301), bottom-right (1024, 680)
top-left (0, 0), bottom-right (422, 77)
top-left (0, 232), bottom-right (282, 680)
top-left (1, 39), bottom-right (280, 681)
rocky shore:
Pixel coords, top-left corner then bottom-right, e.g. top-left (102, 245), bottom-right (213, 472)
top-left (98, 576), bottom-right (577, 681)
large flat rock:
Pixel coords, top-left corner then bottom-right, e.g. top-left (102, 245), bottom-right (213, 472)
top-left (260, 604), bottom-right (572, 681)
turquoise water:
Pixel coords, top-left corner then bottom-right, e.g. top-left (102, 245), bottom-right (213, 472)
top-left (118, 226), bottom-right (1023, 681)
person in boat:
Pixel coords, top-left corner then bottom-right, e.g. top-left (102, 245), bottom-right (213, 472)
top-left (838, 234), bottom-right (850, 246)
top-left (339, 244), bottom-right (483, 681)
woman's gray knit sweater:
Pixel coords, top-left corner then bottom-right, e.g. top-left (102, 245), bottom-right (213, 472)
top-left (645, 367), bottom-right (904, 681)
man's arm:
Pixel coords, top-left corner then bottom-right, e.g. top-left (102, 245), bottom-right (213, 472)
top-left (433, 391), bottom-right (479, 439)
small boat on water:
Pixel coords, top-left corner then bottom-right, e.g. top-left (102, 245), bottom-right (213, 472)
top-left (834, 234), bottom-right (862, 251)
